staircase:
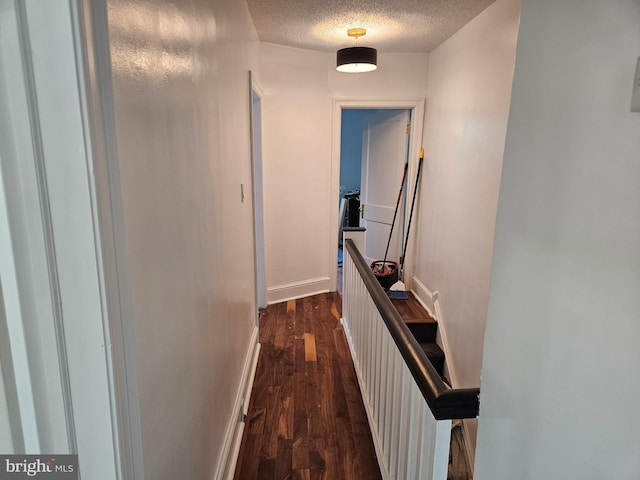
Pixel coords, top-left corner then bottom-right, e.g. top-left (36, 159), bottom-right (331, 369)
top-left (389, 292), bottom-right (472, 479)
top-left (390, 293), bottom-right (446, 379)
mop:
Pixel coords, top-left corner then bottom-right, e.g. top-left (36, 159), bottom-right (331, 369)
top-left (387, 148), bottom-right (424, 299)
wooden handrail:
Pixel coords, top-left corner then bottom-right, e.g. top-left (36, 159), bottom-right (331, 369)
top-left (344, 239), bottom-right (480, 420)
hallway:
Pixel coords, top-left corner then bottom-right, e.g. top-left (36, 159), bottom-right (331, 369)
top-left (234, 292), bottom-right (381, 479)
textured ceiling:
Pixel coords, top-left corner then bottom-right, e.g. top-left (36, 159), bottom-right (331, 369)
top-left (246, 0), bottom-right (497, 53)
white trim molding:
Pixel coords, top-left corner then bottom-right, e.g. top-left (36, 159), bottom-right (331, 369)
top-left (410, 276), bottom-right (438, 318)
top-left (216, 326), bottom-right (261, 480)
top-left (267, 276), bottom-right (331, 304)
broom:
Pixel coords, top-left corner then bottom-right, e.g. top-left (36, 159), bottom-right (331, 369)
top-left (388, 148), bottom-right (424, 298)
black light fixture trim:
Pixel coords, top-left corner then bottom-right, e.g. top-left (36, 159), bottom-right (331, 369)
top-left (336, 47), bottom-right (378, 72)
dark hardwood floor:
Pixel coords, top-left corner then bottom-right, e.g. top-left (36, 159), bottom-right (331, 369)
top-left (234, 292), bottom-right (382, 480)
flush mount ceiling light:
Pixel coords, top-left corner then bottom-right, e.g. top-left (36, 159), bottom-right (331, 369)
top-left (336, 28), bottom-right (377, 73)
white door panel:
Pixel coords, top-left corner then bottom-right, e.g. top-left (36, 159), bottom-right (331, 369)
top-left (365, 204), bottom-right (394, 224)
top-left (360, 110), bottom-right (410, 265)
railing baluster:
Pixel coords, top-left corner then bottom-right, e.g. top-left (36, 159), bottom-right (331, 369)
top-left (416, 405), bottom-right (428, 478)
top-left (389, 353), bottom-right (402, 477)
top-left (375, 322), bottom-right (387, 424)
top-left (371, 308), bottom-right (379, 426)
top-left (405, 380), bottom-right (421, 480)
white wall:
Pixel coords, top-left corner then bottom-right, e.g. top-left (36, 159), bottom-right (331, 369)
top-left (410, 0), bottom-right (520, 456)
top-left (260, 44), bottom-right (428, 302)
top-left (105, 0), bottom-right (259, 477)
top-left (260, 44), bottom-right (333, 302)
top-left (340, 109), bottom-right (368, 193)
top-left (476, 1), bottom-right (640, 478)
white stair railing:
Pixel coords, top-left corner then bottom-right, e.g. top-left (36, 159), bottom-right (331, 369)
top-left (341, 236), bottom-right (479, 480)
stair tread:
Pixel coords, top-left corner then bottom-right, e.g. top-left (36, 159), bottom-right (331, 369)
top-left (389, 292), bottom-right (436, 323)
top-left (402, 317), bottom-right (437, 324)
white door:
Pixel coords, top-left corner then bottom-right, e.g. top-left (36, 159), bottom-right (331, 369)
top-left (360, 110), bottom-right (411, 266)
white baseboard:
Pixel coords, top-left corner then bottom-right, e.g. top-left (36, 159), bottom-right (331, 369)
top-left (410, 276), bottom-right (437, 318)
top-left (266, 276), bottom-right (331, 304)
top-left (340, 318), bottom-right (390, 480)
top-left (411, 276), bottom-right (475, 474)
top-left (214, 326), bottom-right (261, 480)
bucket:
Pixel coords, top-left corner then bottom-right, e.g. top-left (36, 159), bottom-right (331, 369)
top-left (370, 261), bottom-right (399, 290)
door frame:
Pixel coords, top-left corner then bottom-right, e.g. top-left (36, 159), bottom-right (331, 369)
top-left (0, 0), bottom-right (133, 476)
top-left (330, 98), bottom-right (426, 292)
top-left (249, 72), bottom-right (266, 312)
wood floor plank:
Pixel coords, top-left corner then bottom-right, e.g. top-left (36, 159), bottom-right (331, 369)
top-left (257, 457), bottom-right (275, 480)
top-left (273, 302), bottom-right (288, 350)
top-left (293, 468), bottom-right (311, 480)
top-left (275, 438), bottom-right (293, 479)
top-left (287, 299), bottom-right (296, 312)
top-left (259, 306), bottom-right (274, 344)
top-left (260, 385), bottom-right (282, 459)
top-left (293, 340), bottom-right (307, 420)
top-left (249, 344), bottom-right (274, 411)
top-left (286, 303), bottom-right (296, 341)
top-left (233, 423), bottom-right (261, 480)
top-left (304, 333), bottom-right (317, 362)
top-left (330, 300), bottom-right (340, 321)
top-left (278, 395), bottom-right (293, 440)
top-left (308, 449), bottom-right (326, 472)
top-left (305, 361), bottom-right (321, 421)
top-left (246, 406), bottom-right (266, 435)
top-left (292, 416), bottom-right (309, 470)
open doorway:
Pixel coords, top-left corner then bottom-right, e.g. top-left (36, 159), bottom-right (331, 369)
top-left (337, 109), bottom-right (411, 293)
top-left (332, 100), bottom-right (425, 295)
